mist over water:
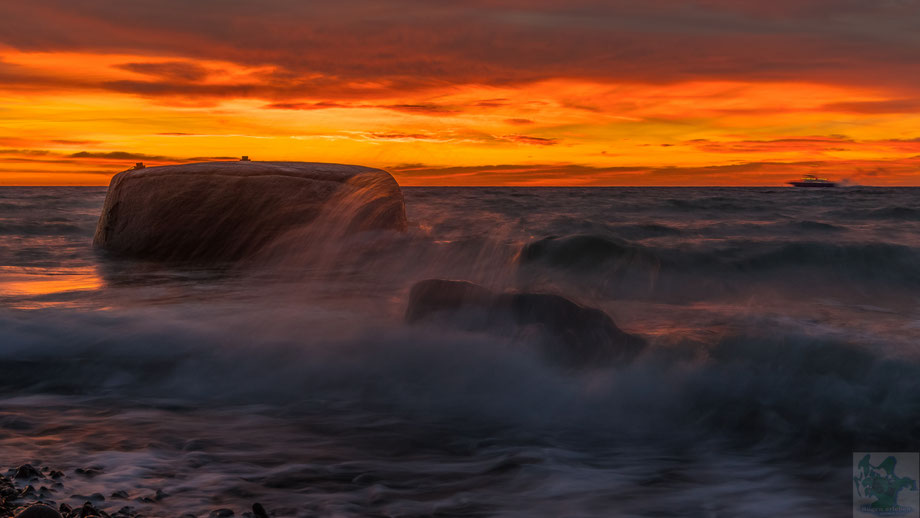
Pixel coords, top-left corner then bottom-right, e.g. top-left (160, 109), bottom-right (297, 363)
top-left (2, 186), bottom-right (920, 517)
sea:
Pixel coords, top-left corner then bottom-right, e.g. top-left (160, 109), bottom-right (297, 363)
top-left (2, 186), bottom-right (919, 517)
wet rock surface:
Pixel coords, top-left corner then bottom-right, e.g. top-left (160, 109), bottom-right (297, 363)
top-left (94, 161), bottom-right (407, 262)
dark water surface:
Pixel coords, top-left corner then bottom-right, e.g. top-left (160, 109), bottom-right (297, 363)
top-left (2, 186), bottom-right (920, 517)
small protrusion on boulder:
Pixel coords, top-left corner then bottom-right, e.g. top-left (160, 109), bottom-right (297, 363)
top-left (14, 504), bottom-right (63, 518)
top-left (133, 162), bottom-right (145, 170)
top-left (240, 155), bottom-right (250, 161)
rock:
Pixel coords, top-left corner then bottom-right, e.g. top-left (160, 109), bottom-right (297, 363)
top-left (69, 494), bottom-right (103, 503)
top-left (112, 506), bottom-right (136, 517)
top-left (78, 502), bottom-right (97, 518)
top-left (405, 279), bottom-right (493, 322)
top-left (14, 505), bottom-right (62, 518)
top-left (73, 468), bottom-right (101, 478)
top-left (14, 465), bottom-right (43, 480)
top-left (94, 161), bottom-right (407, 261)
top-left (252, 503), bottom-right (268, 518)
top-left (1, 475), bottom-right (18, 499)
top-left (109, 491), bottom-right (128, 500)
top-left (406, 279), bottom-right (646, 367)
top-left (209, 509), bottom-right (235, 518)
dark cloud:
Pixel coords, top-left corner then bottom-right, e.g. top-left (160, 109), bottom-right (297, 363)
top-left (0, 157), bottom-right (74, 164)
top-left (50, 139), bottom-right (101, 145)
top-left (367, 133), bottom-right (439, 141)
top-left (390, 163), bottom-right (642, 185)
top-left (5, 149), bottom-right (249, 165)
top-left (264, 101), bottom-right (461, 115)
top-left (0, 148), bottom-right (53, 156)
top-left (475, 99), bottom-right (511, 107)
top-left (687, 136), bottom-right (854, 153)
top-left (69, 151), bottom-right (176, 160)
top-left (389, 156), bottom-right (920, 185)
top-left (1, 137), bottom-right (105, 146)
top-left (501, 135), bottom-right (559, 146)
top-left (69, 151), bottom-right (241, 162)
top-left (115, 61), bottom-right (211, 81)
top-left (1, 0), bottom-right (918, 100)
top-left (381, 104), bottom-right (460, 115)
top-left (821, 99), bottom-right (920, 114)
top-left (264, 101), bottom-right (350, 110)
top-left (687, 136), bottom-right (920, 154)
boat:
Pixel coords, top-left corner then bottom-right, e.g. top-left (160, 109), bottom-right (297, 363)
top-left (788, 175), bottom-right (837, 188)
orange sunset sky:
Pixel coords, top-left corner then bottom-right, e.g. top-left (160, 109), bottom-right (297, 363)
top-left (2, 0), bottom-right (920, 186)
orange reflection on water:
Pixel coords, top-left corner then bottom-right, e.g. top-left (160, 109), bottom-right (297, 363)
top-left (0, 266), bottom-right (103, 309)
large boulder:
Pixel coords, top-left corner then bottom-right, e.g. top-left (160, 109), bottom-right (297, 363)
top-left (14, 505), bottom-right (62, 518)
top-left (406, 279), bottom-right (646, 367)
top-left (94, 161), bottom-right (407, 261)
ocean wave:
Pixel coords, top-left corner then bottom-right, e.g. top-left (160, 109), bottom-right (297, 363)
top-left (1, 305), bottom-right (916, 455)
top-left (0, 221), bottom-right (88, 236)
top-left (826, 205), bottom-right (920, 221)
top-left (784, 220), bottom-right (845, 232)
top-left (728, 241), bottom-right (920, 281)
top-left (666, 196), bottom-right (763, 212)
top-left (519, 234), bottom-right (920, 285)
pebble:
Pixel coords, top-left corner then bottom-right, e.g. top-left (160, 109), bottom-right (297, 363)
top-left (1, 465), bottom-right (279, 518)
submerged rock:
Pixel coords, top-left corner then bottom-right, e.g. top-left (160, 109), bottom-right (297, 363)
top-left (406, 279), bottom-right (646, 367)
top-left (519, 234), bottom-right (658, 271)
top-left (94, 161), bottom-right (407, 261)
